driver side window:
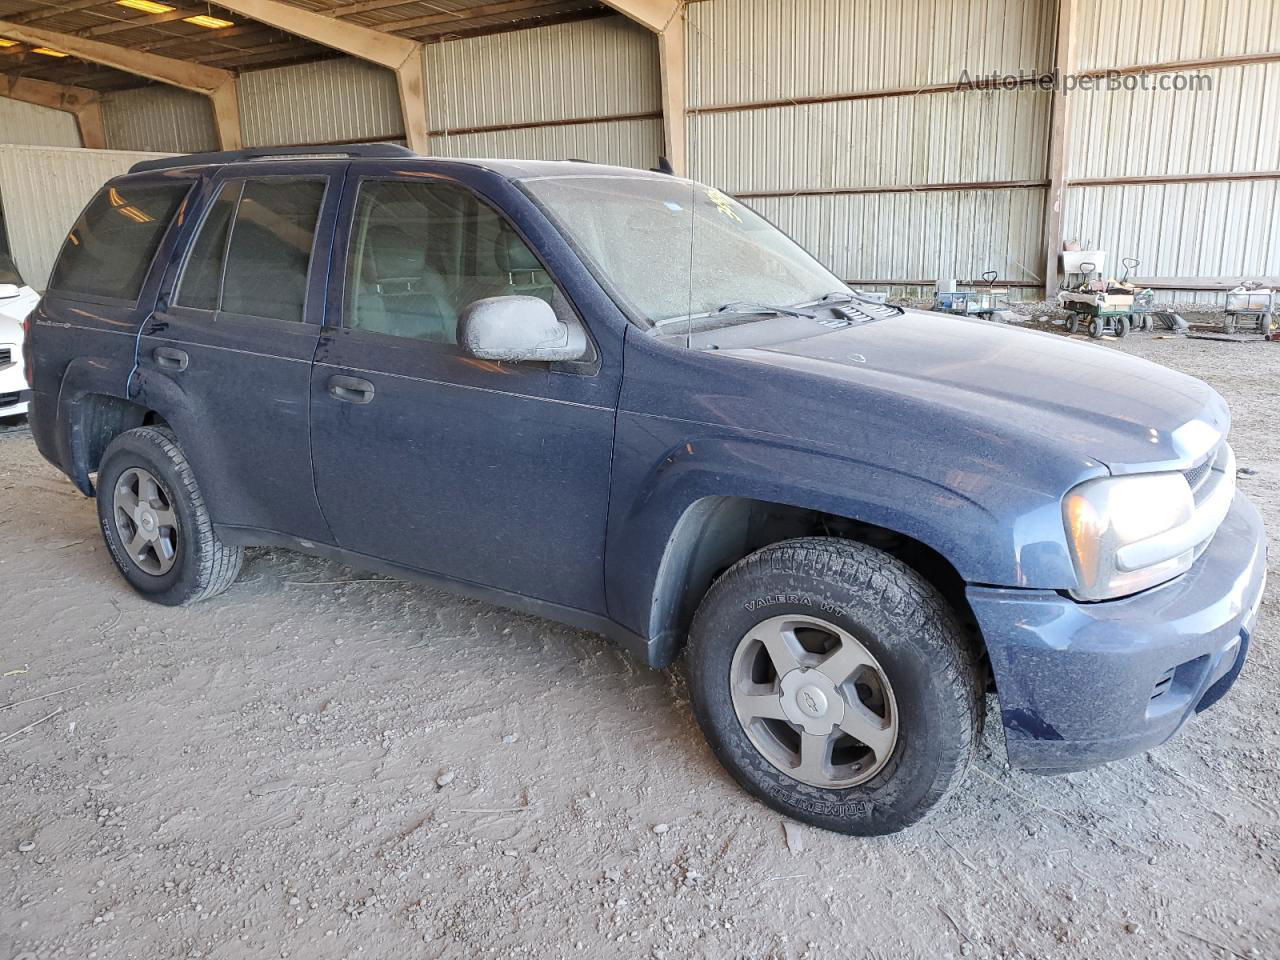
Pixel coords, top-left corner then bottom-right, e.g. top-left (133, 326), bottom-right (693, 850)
top-left (345, 179), bottom-right (560, 344)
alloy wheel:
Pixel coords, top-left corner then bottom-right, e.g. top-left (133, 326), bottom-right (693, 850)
top-left (729, 614), bottom-right (898, 788)
top-left (112, 466), bottom-right (179, 576)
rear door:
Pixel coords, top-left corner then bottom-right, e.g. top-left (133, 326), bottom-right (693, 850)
top-left (308, 166), bottom-right (620, 613)
top-left (142, 162), bottom-right (343, 543)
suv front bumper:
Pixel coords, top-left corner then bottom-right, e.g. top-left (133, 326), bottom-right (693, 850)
top-left (968, 492), bottom-right (1266, 774)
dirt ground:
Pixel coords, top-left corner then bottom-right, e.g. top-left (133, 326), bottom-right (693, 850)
top-left (1, 327), bottom-right (1278, 960)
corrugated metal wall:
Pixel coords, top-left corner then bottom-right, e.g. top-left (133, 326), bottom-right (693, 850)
top-left (0, 144), bottom-right (169, 290)
top-left (430, 119), bottom-right (662, 167)
top-left (1064, 180), bottom-right (1280, 305)
top-left (1067, 61), bottom-right (1280, 180)
top-left (97, 16), bottom-right (660, 167)
top-left (687, 0), bottom-right (1053, 106)
top-left (754, 186), bottom-right (1045, 295)
top-left (1062, 0), bottom-right (1280, 302)
top-left (0, 99), bottom-right (81, 148)
top-left (424, 16), bottom-right (661, 167)
top-left (102, 86), bottom-right (217, 154)
top-left (686, 0), bottom-right (1054, 291)
top-left (239, 57), bottom-right (404, 147)
top-left (425, 17), bottom-right (658, 128)
top-left (23, 0), bottom-right (1280, 301)
top-left (1074, 0), bottom-right (1280, 72)
top-left (692, 88), bottom-right (1051, 194)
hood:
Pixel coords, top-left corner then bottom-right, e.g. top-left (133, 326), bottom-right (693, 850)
top-left (0, 285), bottom-right (39, 337)
top-left (716, 309), bottom-right (1228, 474)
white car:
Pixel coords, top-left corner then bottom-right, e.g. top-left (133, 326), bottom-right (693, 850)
top-left (0, 255), bottom-right (38, 420)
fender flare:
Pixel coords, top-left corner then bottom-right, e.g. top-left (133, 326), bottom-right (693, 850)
top-left (55, 357), bottom-right (198, 494)
top-left (606, 434), bottom-right (1077, 653)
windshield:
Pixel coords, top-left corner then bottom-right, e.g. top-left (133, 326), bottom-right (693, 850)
top-left (521, 174), bottom-right (850, 328)
top-left (0, 253), bottom-right (23, 287)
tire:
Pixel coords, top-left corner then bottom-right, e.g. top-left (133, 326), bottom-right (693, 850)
top-left (96, 426), bottom-right (243, 605)
top-left (685, 537), bottom-right (982, 835)
top-left (1113, 316), bottom-right (1129, 338)
top-left (1223, 315), bottom-right (1236, 335)
top-left (1088, 318), bottom-right (1103, 338)
top-left (1066, 314), bottom-right (1079, 335)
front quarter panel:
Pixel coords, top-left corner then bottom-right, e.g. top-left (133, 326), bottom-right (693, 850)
top-left (607, 329), bottom-right (1100, 640)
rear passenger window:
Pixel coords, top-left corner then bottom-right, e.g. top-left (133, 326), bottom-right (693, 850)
top-left (48, 181), bottom-right (190, 302)
top-left (175, 177), bottom-right (324, 323)
top-left (176, 183), bottom-right (236, 311)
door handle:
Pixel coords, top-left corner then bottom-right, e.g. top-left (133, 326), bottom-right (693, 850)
top-left (152, 346), bottom-right (189, 371)
top-left (327, 375), bottom-right (375, 404)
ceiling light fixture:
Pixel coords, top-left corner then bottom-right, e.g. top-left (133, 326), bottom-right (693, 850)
top-left (32, 47), bottom-right (69, 57)
top-left (183, 14), bottom-right (234, 28)
top-left (117, 0), bottom-right (176, 13)
top-left (0, 39), bottom-right (18, 47)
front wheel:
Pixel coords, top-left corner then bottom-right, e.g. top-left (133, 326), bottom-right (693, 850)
top-left (686, 538), bottom-right (982, 835)
top-left (96, 426), bottom-right (243, 605)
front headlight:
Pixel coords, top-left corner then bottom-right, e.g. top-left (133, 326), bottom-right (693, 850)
top-left (1063, 472), bottom-right (1196, 600)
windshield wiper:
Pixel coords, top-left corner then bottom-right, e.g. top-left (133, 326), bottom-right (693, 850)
top-left (655, 301), bottom-right (819, 329)
top-left (819, 290), bottom-right (905, 314)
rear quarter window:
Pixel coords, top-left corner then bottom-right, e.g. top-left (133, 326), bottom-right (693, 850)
top-left (48, 180), bottom-right (190, 303)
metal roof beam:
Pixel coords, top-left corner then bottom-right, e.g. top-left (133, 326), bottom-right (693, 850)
top-left (0, 18), bottom-right (232, 90)
top-left (600, 1), bottom-right (686, 174)
top-left (211, 0), bottom-right (417, 68)
top-left (0, 18), bottom-right (242, 149)
top-left (598, 0), bottom-right (682, 33)
top-left (212, 0), bottom-right (429, 153)
top-left (0, 74), bottom-right (106, 147)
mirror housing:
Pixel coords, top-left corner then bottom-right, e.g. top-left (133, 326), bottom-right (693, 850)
top-left (458, 295), bottom-right (587, 363)
top-left (0, 283), bottom-right (21, 300)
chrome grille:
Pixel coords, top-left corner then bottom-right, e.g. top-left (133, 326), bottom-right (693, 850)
top-left (0, 347), bottom-right (11, 366)
top-left (1185, 441), bottom-right (1230, 505)
top-left (1182, 457), bottom-right (1212, 495)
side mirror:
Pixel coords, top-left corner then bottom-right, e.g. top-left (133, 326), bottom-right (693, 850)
top-left (458, 295), bottom-right (587, 363)
top-left (0, 284), bottom-right (20, 300)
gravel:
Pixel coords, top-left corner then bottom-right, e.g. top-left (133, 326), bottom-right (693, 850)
top-left (0, 330), bottom-right (1277, 959)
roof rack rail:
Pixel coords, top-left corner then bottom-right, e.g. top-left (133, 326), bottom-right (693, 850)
top-left (129, 143), bottom-right (417, 174)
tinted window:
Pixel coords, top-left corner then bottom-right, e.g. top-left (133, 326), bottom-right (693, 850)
top-left (49, 181), bottom-right (190, 302)
top-left (222, 179), bottom-right (324, 323)
top-left (175, 182), bottom-right (238, 311)
top-left (346, 179), bottom-right (559, 343)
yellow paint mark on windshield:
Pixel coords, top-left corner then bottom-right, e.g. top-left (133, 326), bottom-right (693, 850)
top-left (705, 188), bottom-right (742, 223)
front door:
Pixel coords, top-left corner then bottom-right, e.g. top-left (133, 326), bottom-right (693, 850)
top-left (308, 170), bottom-right (618, 613)
top-left (142, 163), bottom-right (343, 542)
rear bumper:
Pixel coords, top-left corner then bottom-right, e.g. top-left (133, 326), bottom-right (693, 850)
top-left (968, 492), bottom-right (1266, 774)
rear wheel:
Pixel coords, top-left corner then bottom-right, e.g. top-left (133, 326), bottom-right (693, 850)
top-left (96, 426), bottom-right (243, 605)
top-left (686, 538), bottom-right (982, 835)
top-left (1113, 315), bottom-right (1129, 338)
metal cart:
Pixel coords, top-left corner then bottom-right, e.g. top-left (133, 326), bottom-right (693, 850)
top-left (1223, 287), bottom-right (1276, 336)
top-left (933, 272), bottom-right (1008, 319)
top-left (1119, 259), bottom-right (1156, 332)
top-left (1058, 261), bottom-right (1135, 338)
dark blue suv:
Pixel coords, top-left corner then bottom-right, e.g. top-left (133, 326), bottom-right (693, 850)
top-left (26, 145), bottom-right (1266, 835)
